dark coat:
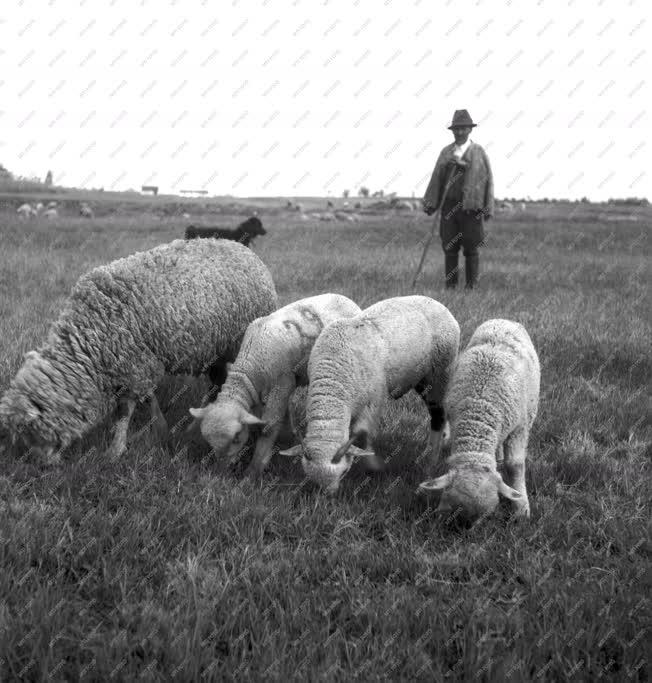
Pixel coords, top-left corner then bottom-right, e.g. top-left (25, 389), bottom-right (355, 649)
top-left (423, 142), bottom-right (494, 217)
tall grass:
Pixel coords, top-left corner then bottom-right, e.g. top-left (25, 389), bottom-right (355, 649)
top-left (0, 204), bottom-right (649, 681)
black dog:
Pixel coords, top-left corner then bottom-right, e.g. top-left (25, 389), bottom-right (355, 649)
top-left (185, 216), bottom-right (266, 247)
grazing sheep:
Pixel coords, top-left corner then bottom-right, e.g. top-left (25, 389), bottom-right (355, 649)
top-left (35, 202), bottom-right (44, 212)
top-left (43, 208), bottom-right (58, 219)
top-left (184, 216), bottom-right (266, 247)
top-left (280, 296), bottom-right (460, 493)
top-left (79, 204), bottom-right (94, 218)
top-left (16, 203), bottom-right (35, 219)
top-left (47, 201), bottom-right (57, 209)
top-left (418, 319), bottom-right (540, 521)
top-left (0, 239), bottom-right (277, 462)
top-left (318, 212), bottom-right (336, 222)
top-left (394, 200), bottom-right (414, 211)
top-left (189, 294), bottom-right (362, 476)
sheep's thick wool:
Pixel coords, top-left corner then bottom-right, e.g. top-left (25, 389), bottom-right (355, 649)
top-left (0, 239), bottom-right (277, 452)
top-left (193, 293), bottom-right (362, 473)
top-left (300, 295), bottom-right (460, 490)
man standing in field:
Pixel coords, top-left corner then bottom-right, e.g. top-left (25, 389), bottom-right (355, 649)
top-left (422, 110), bottom-right (494, 289)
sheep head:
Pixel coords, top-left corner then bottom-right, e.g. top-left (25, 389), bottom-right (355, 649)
top-left (418, 466), bottom-right (523, 520)
top-left (189, 402), bottom-right (265, 460)
top-left (0, 351), bottom-right (65, 461)
top-left (279, 435), bottom-right (378, 494)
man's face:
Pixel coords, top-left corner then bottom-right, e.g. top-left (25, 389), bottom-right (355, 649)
top-left (452, 126), bottom-right (472, 145)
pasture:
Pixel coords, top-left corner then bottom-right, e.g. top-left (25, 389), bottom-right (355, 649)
top-left (0, 199), bottom-right (650, 681)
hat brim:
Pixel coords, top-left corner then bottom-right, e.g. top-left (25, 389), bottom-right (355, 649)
top-left (448, 123), bottom-right (477, 130)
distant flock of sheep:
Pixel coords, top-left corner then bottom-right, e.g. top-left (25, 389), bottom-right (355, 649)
top-left (16, 200), bottom-right (94, 219)
top-left (0, 222), bottom-right (540, 523)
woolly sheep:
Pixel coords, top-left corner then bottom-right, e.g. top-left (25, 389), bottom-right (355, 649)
top-left (280, 296), bottom-right (460, 493)
top-left (80, 204), bottom-right (94, 218)
top-left (394, 200), bottom-right (414, 211)
top-left (0, 239), bottom-right (277, 462)
top-left (43, 208), bottom-right (58, 219)
top-left (189, 294), bottom-right (362, 476)
top-left (418, 319), bottom-right (540, 520)
top-left (17, 203), bottom-right (35, 219)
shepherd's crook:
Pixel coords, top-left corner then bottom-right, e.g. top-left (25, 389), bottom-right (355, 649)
top-left (411, 208), bottom-right (439, 290)
top-left (411, 166), bottom-right (455, 290)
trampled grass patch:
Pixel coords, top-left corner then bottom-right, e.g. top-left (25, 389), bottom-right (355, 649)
top-left (0, 202), bottom-right (650, 680)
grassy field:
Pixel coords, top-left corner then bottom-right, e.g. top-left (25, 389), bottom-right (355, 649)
top-left (0, 199), bottom-right (650, 681)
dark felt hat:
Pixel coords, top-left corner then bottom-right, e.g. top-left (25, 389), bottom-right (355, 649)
top-left (447, 109), bottom-right (477, 129)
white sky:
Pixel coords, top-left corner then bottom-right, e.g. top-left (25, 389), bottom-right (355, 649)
top-left (1, 0), bottom-right (649, 200)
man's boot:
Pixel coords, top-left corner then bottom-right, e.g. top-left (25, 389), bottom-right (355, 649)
top-left (465, 252), bottom-right (479, 289)
top-left (445, 253), bottom-right (459, 289)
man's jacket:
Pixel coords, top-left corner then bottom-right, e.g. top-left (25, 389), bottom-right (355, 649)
top-left (423, 142), bottom-right (494, 217)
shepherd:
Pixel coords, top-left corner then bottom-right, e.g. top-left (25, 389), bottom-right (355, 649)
top-left (420, 109), bottom-right (494, 290)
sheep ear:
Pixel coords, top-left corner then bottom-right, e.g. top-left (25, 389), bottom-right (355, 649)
top-left (241, 412), bottom-right (265, 427)
top-left (418, 473), bottom-right (452, 491)
top-left (278, 445), bottom-right (303, 457)
top-left (347, 445), bottom-right (375, 458)
top-left (349, 448), bottom-right (386, 472)
top-left (497, 478), bottom-right (523, 500)
top-left (188, 407), bottom-right (206, 420)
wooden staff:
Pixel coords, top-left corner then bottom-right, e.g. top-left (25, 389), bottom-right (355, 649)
top-left (411, 164), bottom-right (457, 290)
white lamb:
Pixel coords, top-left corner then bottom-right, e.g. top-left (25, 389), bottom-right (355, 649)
top-left (419, 319), bottom-right (540, 520)
top-left (189, 294), bottom-right (362, 476)
top-left (280, 296), bottom-right (460, 493)
top-left (16, 203), bottom-right (35, 219)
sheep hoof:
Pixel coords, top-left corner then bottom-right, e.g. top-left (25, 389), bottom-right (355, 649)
top-left (151, 423), bottom-right (169, 444)
top-left (360, 454), bottom-right (387, 472)
top-left (105, 445), bottom-right (125, 461)
top-left (244, 463), bottom-right (266, 479)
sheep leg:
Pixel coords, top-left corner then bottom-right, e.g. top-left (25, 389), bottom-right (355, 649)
top-left (108, 398), bottom-right (136, 459)
top-left (502, 431), bottom-right (530, 518)
top-left (245, 376), bottom-right (294, 477)
top-left (149, 393), bottom-right (168, 444)
top-left (415, 379), bottom-right (446, 476)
